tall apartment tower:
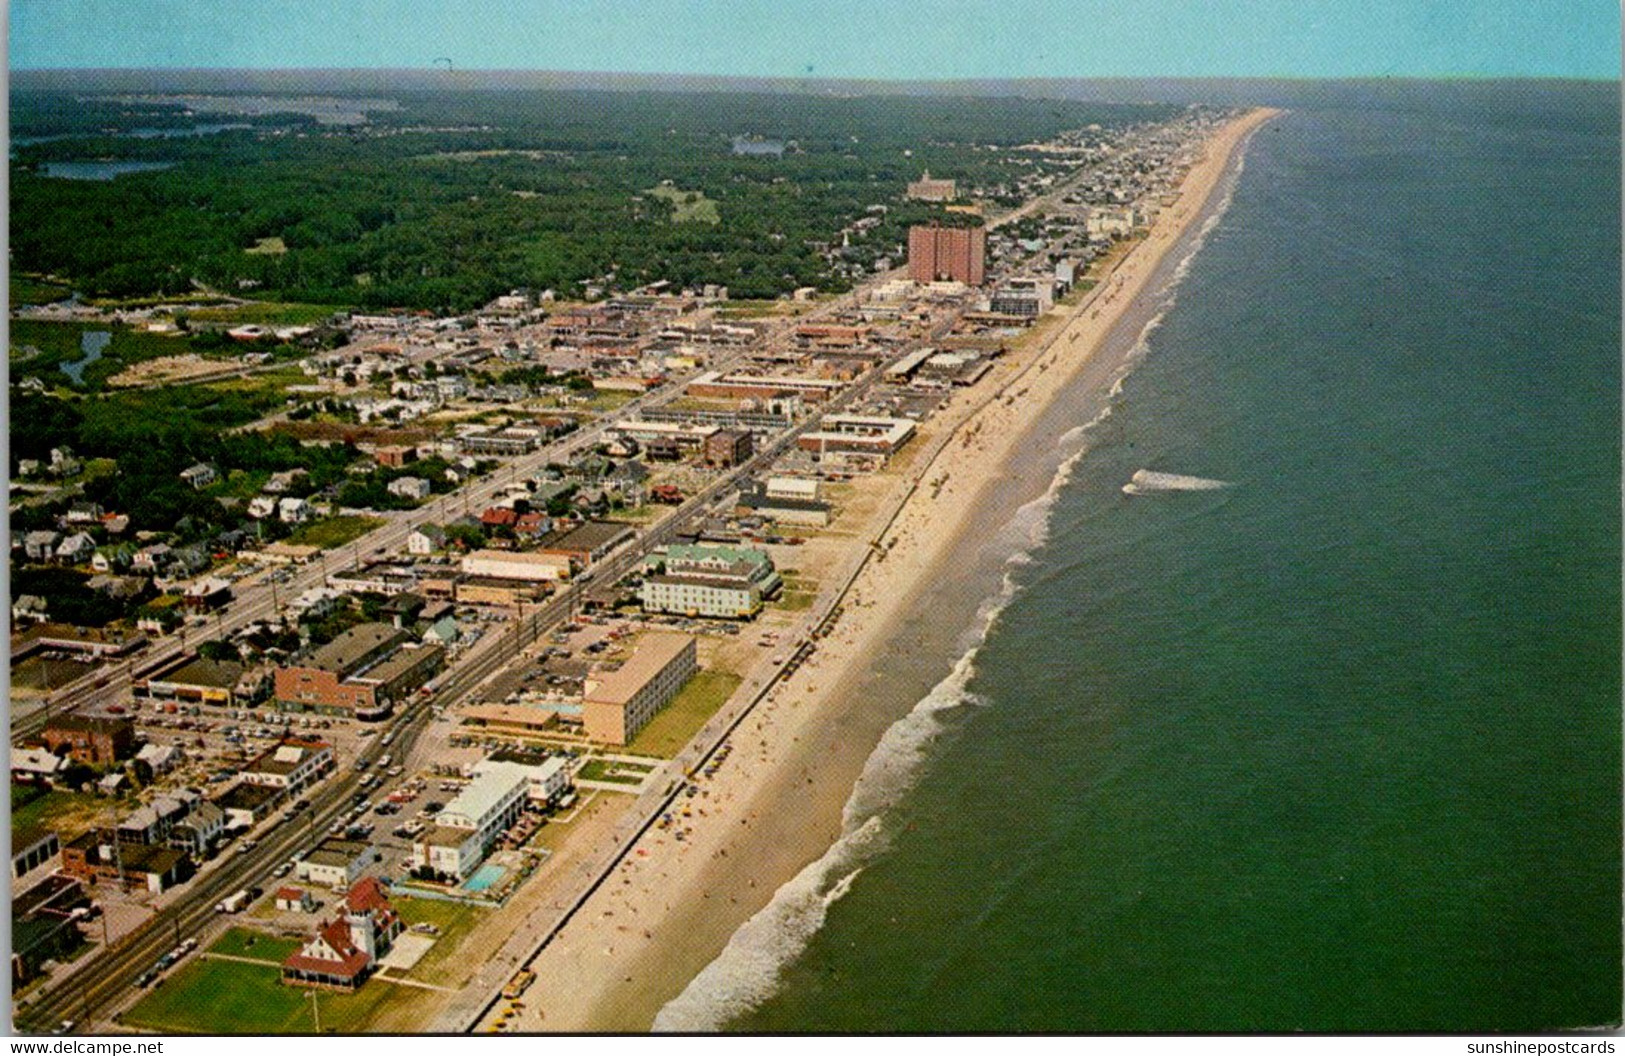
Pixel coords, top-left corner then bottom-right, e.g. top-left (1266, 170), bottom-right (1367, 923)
top-left (908, 224), bottom-right (986, 286)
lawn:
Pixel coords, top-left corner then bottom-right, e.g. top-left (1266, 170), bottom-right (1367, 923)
top-left (627, 670), bottom-right (744, 757)
top-left (647, 184), bottom-right (720, 224)
top-left (208, 927), bottom-right (301, 963)
top-left (776, 571), bottom-right (819, 612)
top-left (284, 515), bottom-right (384, 549)
top-left (391, 897), bottom-right (490, 988)
top-left (122, 956), bottom-right (399, 1034)
top-left (10, 788), bottom-right (120, 842)
top-left (577, 760), bottom-right (647, 786)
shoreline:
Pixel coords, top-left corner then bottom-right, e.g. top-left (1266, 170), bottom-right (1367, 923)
top-left (495, 106), bottom-right (1282, 1034)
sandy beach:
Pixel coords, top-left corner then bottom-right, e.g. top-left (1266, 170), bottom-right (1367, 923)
top-left (488, 106), bottom-right (1281, 1034)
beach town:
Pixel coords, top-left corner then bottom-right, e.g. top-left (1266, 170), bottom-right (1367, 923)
top-left (10, 101), bottom-right (1278, 1034)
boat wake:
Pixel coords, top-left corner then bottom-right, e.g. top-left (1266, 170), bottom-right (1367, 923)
top-left (1121, 469), bottom-right (1232, 495)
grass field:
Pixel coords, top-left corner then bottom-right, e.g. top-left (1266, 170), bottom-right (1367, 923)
top-left (776, 570), bottom-right (819, 612)
top-left (208, 927), bottom-right (301, 963)
top-left (627, 670), bottom-right (744, 757)
top-left (10, 788), bottom-right (121, 842)
top-left (647, 184), bottom-right (721, 224)
top-left (284, 515), bottom-right (384, 549)
top-left (392, 897), bottom-right (490, 988)
top-left (122, 956), bottom-right (397, 1034)
top-left (577, 760), bottom-right (647, 786)
top-left (187, 301), bottom-right (338, 326)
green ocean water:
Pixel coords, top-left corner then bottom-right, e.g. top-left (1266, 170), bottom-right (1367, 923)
top-left (713, 84), bottom-right (1620, 1033)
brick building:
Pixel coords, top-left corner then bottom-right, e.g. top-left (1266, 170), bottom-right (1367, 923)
top-left (907, 224), bottom-right (986, 286)
top-left (41, 714), bottom-right (136, 767)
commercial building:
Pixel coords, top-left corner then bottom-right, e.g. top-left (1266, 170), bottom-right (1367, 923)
top-left (702, 429), bottom-right (754, 468)
top-left (460, 550), bottom-right (573, 583)
top-left (41, 714), bottom-right (136, 767)
top-left (989, 276), bottom-right (1055, 318)
top-left (536, 521), bottom-right (636, 567)
top-left (60, 833), bottom-right (191, 893)
top-left (133, 657), bottom-right (248, 708)
top-left (297, 840), bottom-right (380, 890)
top-left (735, 488), bottom-right (832, 527)
top-left (13, 829), bottom-right (60, 880)
top-left (687, 371), bottom-right (843, 404)
top-left (241, 738), bottom-right (335, 795)
top-left (214, 781), bottom-right (284, 828)
top-left (410, 762), bottom-right (530, 881)
top-left (274, 624), bottom-right (443, 720)
top-left (454, 577), bottom-right (547, 608)
top-left (796, 413), bottom-right (917, 471)
top-left (908, 224), bottom-right (986, 286)
top-left (640, 544), bottom-right (782, 619)
top-left (583, 633), bottom-right (698, 746)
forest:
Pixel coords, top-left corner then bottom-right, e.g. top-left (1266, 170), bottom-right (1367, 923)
top-left (11, 87), bottom-right (1175, 311)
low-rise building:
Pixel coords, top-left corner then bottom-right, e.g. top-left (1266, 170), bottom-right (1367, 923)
top-left (241, 738), bottom-right (335, 794)
top-left (297, 839), bottom-right (379, 890)
top-left (12, 829), bottom-right (61, 880)
top-left (535, 521), bottom-right (636, 567)
top-left (275, 625), bottom-right (441, 720)
top-left (134, 657), bottom-right (247, 708)
top-left (640, 543), bottom-right (782, 619)
top-left (42, 714), bottom-right (136, 767)
top-left (460, 550), bottom-right (573, 583)
top-left (409, 761), bottom-right (533, 881)
top-left (281, 877), bottom-right (403, 990)
top-left (214, 781), bottom-right (285, 828)
top-left (60, 833), bottom-right (191, 893)
top-left (583, 633), bottom-right (698, 746)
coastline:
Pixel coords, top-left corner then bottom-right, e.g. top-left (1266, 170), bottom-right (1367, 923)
top-left (497, 105), bottom-right (1282, 1034)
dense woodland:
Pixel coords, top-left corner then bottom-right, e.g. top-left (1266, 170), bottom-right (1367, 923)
top-left (12, 88), bottom-right (1175, 311)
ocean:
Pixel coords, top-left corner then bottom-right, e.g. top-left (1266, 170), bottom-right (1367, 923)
top-left (664, 82), bottom-right (1621, 1033)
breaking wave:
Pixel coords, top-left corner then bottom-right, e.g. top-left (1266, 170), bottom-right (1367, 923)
top-left (653, 117), bottom-right (1261, 1034)
top-left (1122, 469), bottom-right (1232, 494)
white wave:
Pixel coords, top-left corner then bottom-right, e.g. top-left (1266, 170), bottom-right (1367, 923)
top-left (654, 413), bottom-right (1103, 1032)
top-left (1121, 468), bottom-right (1232, 495)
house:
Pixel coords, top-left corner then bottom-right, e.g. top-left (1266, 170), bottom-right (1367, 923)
top-left (386, 476), bottom-right (431, 501)
top-left (23, 531), bottom-right (60, 562)
top-left (180, 463), bottom-right (218, 490)
top-left (275, 887), bottom-right (315, 913)
top-left (11, 595), bottom-right (49, 625)
top-left (136, 743), bottom-right (184, 775)
top-left (11, 748), bottom-right (66, 786)
top-left (406, 525), bottom-right (447, 555)
top-left (247, 496), bottom-right (278, 520)
top-left (132, 543), bottom-right (172, 572)
top-left (281, 877), bottom-right (403, 990)
top-left (167, 802), bottom-right (227, 858)
top-left (278, 498), bottom-right (315, 524)
top-left (53, 532), bottom-right (96, 564)
top-left (66, 502), bottom-right (103, 525)
top-left (422, 615), bottom-right (460, 647)
top-left (117, 791), bottom-right (200, 846)
top-left (263, 469), bottom-right (308, 494)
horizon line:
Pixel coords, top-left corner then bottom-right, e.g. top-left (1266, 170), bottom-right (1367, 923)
top-left (10, 67), bottom-right (1620, 84)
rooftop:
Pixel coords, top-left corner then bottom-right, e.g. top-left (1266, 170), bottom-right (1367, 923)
top-left (305, 623), bottom-right (410, 677)
top-left (584, 633), bottom-right (695, 707)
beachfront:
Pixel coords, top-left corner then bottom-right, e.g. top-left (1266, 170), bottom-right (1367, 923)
top-left (481, 106), bottom-right (1282, 1034)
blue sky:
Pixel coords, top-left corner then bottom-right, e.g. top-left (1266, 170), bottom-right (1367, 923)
top-left (10, 0), bottom-right (1621, 78)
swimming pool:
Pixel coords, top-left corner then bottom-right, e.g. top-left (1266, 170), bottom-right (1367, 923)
top-left (463, 863), bottom-right (506, 893)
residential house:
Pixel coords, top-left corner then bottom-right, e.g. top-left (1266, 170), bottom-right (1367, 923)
top-left (23, 531), bottom-right (60, 562)
top-left (386, 477), bottom-right (431, 501)
top-left (278, 498), bottom-right (315, 524)
top-left (180, 463), bottom-right (218, 490)
top-left (407, 525), bottom-right (447, 555)
top-left (54, 532), bottom-right (96, 564)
